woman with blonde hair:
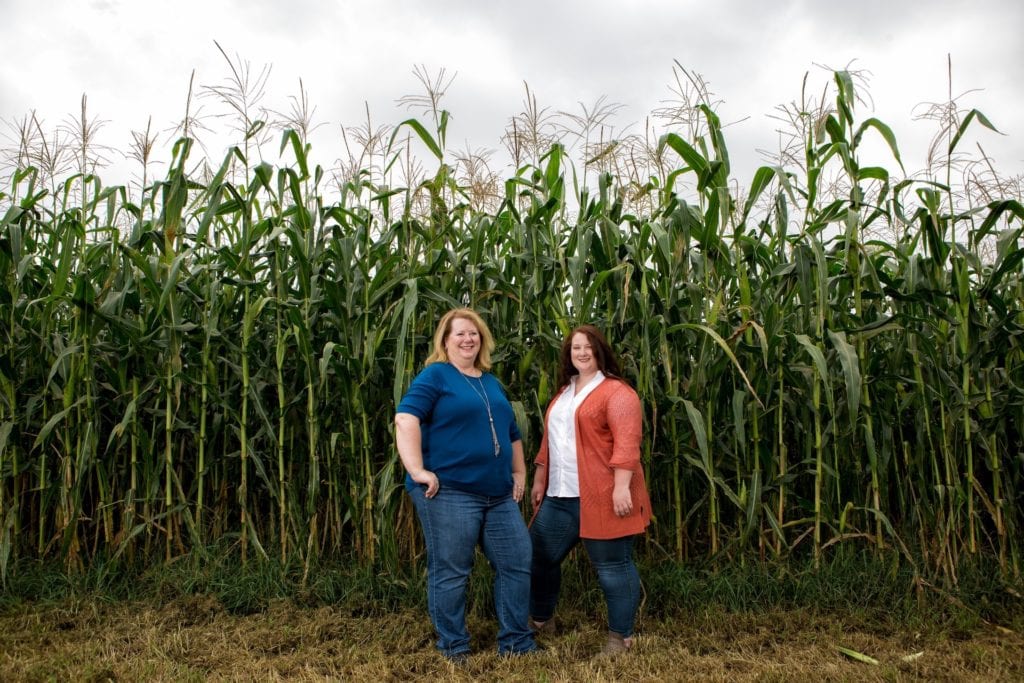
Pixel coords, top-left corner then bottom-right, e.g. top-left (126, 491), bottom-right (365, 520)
top-left (395, 308), bottom-right (537, 662)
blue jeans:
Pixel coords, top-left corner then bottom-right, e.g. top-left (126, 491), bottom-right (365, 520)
top-left (530, 496), bottom-right (641, 637)
top-left (409, 485), bottom-right (537, 657)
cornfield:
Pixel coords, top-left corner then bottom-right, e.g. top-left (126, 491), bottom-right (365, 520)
top-left (1, 64), bottom-right (1022, 590)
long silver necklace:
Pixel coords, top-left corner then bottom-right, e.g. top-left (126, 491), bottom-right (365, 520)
top-left (454, 365), bottom-right (501, 457)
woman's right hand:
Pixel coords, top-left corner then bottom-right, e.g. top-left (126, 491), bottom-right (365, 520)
top-left (531, 468), bottom-right (547, 508)
top-left (410, 468), bottom-right (440, 498)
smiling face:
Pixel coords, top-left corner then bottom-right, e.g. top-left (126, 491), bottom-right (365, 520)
top-left (570, 332), bottom-right (597, 377)
top-left (444, 316), bottom-right (482, 369)
top-left (556, 324), bottom-right (621, 388)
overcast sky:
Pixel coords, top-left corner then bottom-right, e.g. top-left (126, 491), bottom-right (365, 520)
top-left (2, 0), bottom-right (1022, 194)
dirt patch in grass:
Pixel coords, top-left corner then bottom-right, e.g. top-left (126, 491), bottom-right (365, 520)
top-left (1, 598), bottom-right (1021, 681)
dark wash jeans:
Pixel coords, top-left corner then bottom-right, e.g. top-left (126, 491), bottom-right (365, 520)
top-left (409, 484), bottom-right (537, 657)
top-left (529, 495), bottom-right (641, 637)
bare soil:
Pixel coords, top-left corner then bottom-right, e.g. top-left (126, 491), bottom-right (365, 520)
top-left (2, 597), bottom-right (1022, 681)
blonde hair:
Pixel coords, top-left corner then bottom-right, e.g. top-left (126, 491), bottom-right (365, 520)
top-left (425, 308), bottom-right (495, 371)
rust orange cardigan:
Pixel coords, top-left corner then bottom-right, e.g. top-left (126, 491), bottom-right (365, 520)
top-left (534, 378), bottom-right (652, 540)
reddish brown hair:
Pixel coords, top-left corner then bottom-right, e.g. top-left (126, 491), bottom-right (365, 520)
top-left (557, 324), bottom-right (622, 388)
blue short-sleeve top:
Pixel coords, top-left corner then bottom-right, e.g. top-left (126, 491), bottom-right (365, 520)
top-left (396, 362), bottom-right (522, 496)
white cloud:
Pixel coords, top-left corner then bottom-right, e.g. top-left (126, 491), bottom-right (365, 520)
top-left (2, 0), bottom-right (1021, 191)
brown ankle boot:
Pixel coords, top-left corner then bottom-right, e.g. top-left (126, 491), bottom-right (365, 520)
top-left (529, 617), bottom-right (556, 635)
top-left (597, 631), bottom-right (632, 657)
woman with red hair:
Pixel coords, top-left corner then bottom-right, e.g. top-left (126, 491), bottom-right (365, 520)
top-left (529, 324), bottom-right (651, 657)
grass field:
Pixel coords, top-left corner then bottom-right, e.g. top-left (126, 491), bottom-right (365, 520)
top-left (3, 598), bottom-right (1023, 681)
top-left (2, 554), bottom-right (1022, 681)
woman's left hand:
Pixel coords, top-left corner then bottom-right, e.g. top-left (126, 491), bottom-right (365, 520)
top-left (612, 484), bottom-right (633, 517)
top-left (512, 470), bottom-right (526, 502)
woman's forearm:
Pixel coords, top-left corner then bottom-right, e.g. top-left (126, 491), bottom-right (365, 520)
top-left (395, 413), bottom-right (425, 475)
top-left (512, 439), bottom-right (526, 501)
top-left (613, 467), bottom-right (633, 489)
top-left (512, 439), bottom-right (526, 477)
top-left (396, 413), bottom-right (440, 497)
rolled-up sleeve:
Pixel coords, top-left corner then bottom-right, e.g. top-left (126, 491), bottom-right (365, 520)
top-left (606, 385), bottom-right (642, 469)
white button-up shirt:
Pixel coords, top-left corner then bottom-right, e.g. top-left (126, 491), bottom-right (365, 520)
top-left (546, 371), bottom-right (605, 497)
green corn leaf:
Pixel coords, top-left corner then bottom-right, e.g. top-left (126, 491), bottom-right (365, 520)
top-left (682, 399), bottom-right (710, 476)
top-left (827, 329), bottom-right (861, 428)
top-left (948, 108), bottom-right (1001, 154)
top-left (658, 133), bottom-right (708, 177)
top-left (389, 118), bottom-right (443, 161)
top-left (854, 118), bottom-right (904, 171)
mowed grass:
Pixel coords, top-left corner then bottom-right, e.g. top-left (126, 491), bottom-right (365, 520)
top-left (2, 552), bottom-right (1015, 679)
top-left (2, 554), bottom-right (1023, 682)
top-left (2, 597), bottom-right (1023, 682)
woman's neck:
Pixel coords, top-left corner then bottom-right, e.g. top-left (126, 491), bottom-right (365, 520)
top-left (574, 370), bottom-right (598, 393)
top-left (450, 360), bottom-right (480, 376)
